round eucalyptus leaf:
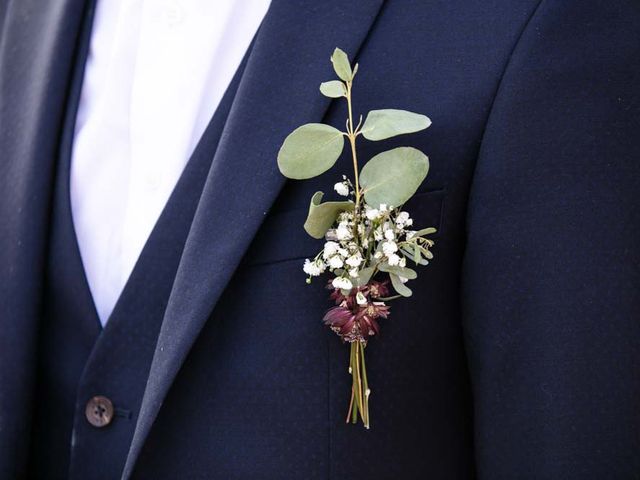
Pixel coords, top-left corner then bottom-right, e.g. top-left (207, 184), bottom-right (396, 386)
top-left (389, 273), bottom-right (412, 297)
top-left (378, 263), bottom-right (417, 280)
top-left (354, 266), bottom-right (375, 287)
top-left (359, 147), bottom-right (429, 208)
top-left (319, 80), bottom-right (347, 98)
top-left (331, 48), bottom-right (352, 82)
top-left (303, 191), bottom-right (354, 239)
top-left (361, 109), bottom-right (431, 141)
top-left (277, 124), bottom-right (345, 180)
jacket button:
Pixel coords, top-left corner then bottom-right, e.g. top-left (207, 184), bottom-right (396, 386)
top-left (85, 396), bottom-right (114, 428)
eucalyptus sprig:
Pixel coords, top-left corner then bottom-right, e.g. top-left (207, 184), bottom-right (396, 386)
top-left (277, 48), bottom-right (436, 429)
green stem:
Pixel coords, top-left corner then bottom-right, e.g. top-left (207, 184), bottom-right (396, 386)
top-left (350, 342), bottom-right (359, 423)
top-left (353, 341), bottom-right (364, 420)
top-left (345, 81), bottom-right (361, 212)
top-left (346, 340), bottom-right (372, 428)
top-left (346, 385), bottom-right (355, 423)
top-left (359, 341), bottom-right (370, 429)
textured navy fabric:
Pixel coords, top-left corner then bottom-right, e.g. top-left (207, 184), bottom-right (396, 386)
top-left (28, 2), bottom-right (101, 477)
top-left (0, 0), bottom-right (92, 475)
top-left (26, 9), bottom-right (250, 480)
top-left (462, 3), bottom-right (640, 476)
top-left (0, 0), bottom-right (638, 479)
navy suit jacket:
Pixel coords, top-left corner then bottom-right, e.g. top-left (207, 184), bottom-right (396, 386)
top-left (1, 0), bottom-right (639, 478)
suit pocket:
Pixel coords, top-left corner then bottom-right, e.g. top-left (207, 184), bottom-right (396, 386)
top-left (244, 188), bottom-right (446, 267)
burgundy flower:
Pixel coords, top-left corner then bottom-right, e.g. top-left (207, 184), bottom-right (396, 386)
top-left (327, 280), bottom-right (352, 306)
top-left (363, 280), bottom-right (390, 299)
top-left (327, 279), bottom-right (390, 308)
top-left (323, 281), bottom-right (392, 342)
top-left (354, 302), bottom-right (390, 339)
top-left (323, 306), bottom-right (356, 336)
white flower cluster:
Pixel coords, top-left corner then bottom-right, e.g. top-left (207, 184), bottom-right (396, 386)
top-left (333, 175), bottom-right (353, 198)
top-left (303, 181), bottom-right (434, 295)
top-left (368, 204), bottom-right (413, 269)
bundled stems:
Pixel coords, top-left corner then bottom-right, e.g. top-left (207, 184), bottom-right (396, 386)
top-left (346, 340), bottom-right (370, 428)
top-left (343, 77), bottom-right (371, 429)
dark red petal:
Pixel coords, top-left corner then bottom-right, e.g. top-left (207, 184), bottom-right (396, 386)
top-left (339, 316), bottom-right (356, 335)
top-left (323, 306), bottom-right (352, 327)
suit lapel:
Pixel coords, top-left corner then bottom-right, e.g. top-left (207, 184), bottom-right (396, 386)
top-left (0, 0), bottom-right (92, 474)
top-left (124, 0), bottom-right (385, 475)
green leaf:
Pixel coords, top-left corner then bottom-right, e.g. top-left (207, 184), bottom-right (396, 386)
top-left (376, 295), bottom-right (403, 301)
top-left (402, 246), bottom-right (429, 266)
top-left (389, 273), bottom-right (412, 297)
top-left (400, 246), bottom-right (419, 264)
top-left (361, 109), bottom-right (431, 141)
top-left (359, 147), bottom-right (429, 208)
top-left (331, 48), bottom-right (352, 82)
top-left (319, 80), bottom-right (346, 98)
top-left (414, 245), bottom-right (433, 261)
top-left (413, 247), bottom-right (421, 265)
top-left (303, 191), bottom-right (354, 239)
top-left (277, 124), bottom-right (345, 179)
top-left (378, 263), bottom-right (417, 279)
top-left (354, 266), bottom-right (375, 287)
top-left (412, 227), bottom-right (437, 237)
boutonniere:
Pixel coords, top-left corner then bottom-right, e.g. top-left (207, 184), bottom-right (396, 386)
top-left (277, 48), bottom-right (435, 429)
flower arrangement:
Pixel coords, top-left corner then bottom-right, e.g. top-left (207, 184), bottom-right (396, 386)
top-left (277, 48), bottom-right (436, 429)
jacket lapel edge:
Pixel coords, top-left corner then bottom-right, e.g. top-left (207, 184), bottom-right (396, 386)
top-left (123, 1), bottom-right (385, 476)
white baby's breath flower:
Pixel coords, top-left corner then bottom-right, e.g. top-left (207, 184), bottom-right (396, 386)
top-left (336, 223), bottom-right (352, 241)
top-left (303, 258), bottom-right (324, 276)
top-left (332, 276), bottom-right (353, 290)
top-left (387, 253), bottom-right (401, 266)
top-left (349, 268), bottom-right (359, 278)
top-left (345, 253), bottom-right (363, 267)
top-left (405, 218), bottom-right (413, 226)
top-left (405, 230), bottom-right (416, 240)
top-left (356, 291), bottom-right (367, 305)
top-left (399, 256), bottom-right (407, 268)
top-left (338, 211), bottom-right (353, 222)
top-left (373, 228), bottom-right (383, 241)
top-left (374, 251), bottom-right (383, 259)
top-left (365, 208), bottom-right (380, 221)
top-left (323, 241), bottom-right (340, 258)
top-left (384, 229), bottom-right (395, 241)
top-left (382, 241), bottom-right (398, 256)
top-left (396, 211), bottom-right (410, 225)
top-left (379, 204), bottom-right (388, 212)
top-left (334, 182), bottom-right (349, 196)
top-left (328, 255), bottom-right (344, 269)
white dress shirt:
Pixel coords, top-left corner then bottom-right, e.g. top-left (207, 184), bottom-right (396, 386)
top-left (71, 0), bottom-right (271, 325)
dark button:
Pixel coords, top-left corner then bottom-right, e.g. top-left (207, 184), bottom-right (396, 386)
top-left (85, 395), bottom-right (114, 428)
